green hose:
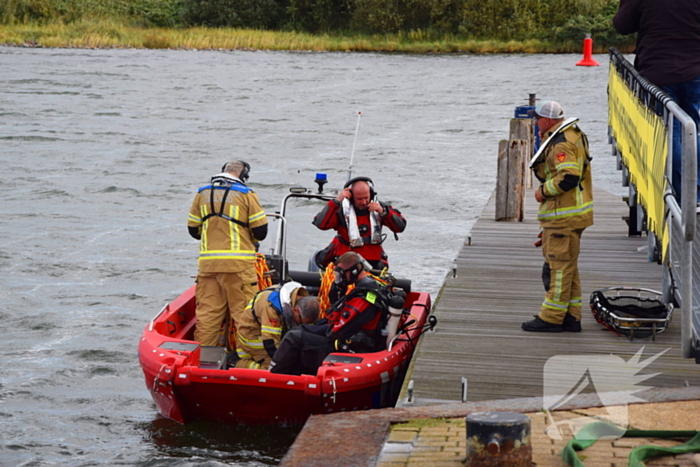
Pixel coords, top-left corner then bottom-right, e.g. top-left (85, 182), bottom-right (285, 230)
top-left (561, 421), bottom-right (700, 467)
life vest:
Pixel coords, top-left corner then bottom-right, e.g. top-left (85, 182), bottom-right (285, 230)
top-left (251, 288), bottom-right (282, 320)
top-left (241, 282), bottom-right (303, 361)
top-left (312, 198), bottom-right (404, 265)
top-left (341, 199), bottom-right (382, 247)
top-left (199, 177), bottom-right (251, 228)
top-left (250, 281), bottom-right (301, 329)
top-left (333, 207), bottom-right (386, 262)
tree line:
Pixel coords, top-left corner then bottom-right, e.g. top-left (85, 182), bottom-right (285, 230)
top-left (1, 0), bottom-right (633, 46)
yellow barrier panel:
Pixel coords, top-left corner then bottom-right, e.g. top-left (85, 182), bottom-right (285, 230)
top-left (608, 65), bottom-right (669, 260)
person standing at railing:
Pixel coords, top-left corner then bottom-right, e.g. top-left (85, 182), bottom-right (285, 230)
top-left (614, 0), bottom-right (700, 206)
top-left (521, 101), bottom-right (593, 333)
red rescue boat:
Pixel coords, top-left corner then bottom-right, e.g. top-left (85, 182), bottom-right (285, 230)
top-left (138, 285), bottom-right (430, 425)
top-left (138, 182), bottom-right (435, 425)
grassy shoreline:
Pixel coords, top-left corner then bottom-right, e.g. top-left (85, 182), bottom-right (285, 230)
top-left (0, 22), bottom-right (631, 54)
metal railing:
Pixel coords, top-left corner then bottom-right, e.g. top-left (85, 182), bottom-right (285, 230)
top-left (608, 48), bottom-right (699, 360)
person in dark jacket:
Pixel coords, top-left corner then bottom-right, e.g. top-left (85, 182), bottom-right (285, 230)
top-left (234, 283), bottom-right (319, 370)
top-left (312, 177), bottom-right (406, 270)
top-left (269, 252), bottom-right (390, 375)
top-left (614, 0), bottom-right (700, 204)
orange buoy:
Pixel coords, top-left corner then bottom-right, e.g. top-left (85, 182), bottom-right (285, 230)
top-left (576, 34), bottom-right (600, 66)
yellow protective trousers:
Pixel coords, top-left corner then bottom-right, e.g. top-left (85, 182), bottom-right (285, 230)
top-left (233, 299), bottom-right (272, 370)
top-left (193, 268), bottom-right (259, 347)
top-left (539, 227), bottom-right (584, 325)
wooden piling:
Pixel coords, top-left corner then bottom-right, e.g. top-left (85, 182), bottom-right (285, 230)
top-left (510, 117), bottom-right (534, 189)
top-left (495, 138), bottom-right (528, 222)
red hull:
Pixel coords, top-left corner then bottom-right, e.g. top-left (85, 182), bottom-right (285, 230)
top-left (138, 285), bottom-right (431, 425)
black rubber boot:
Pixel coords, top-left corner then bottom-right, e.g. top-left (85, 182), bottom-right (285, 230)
top-left (521, 316), bottom-right (563, 333)
top-left (225, 351), bottom-right (240, 369)
top-left (562, 314), bottom-right (582, 332)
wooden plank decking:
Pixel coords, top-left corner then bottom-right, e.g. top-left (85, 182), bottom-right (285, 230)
top-left (409, 187), bottom-right (700, 404)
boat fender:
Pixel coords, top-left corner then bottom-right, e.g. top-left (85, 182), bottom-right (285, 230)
top-left (384, 294), bottom-right (405, 348)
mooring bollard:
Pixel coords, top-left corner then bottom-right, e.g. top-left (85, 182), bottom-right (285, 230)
top-left (465, 411), bottom-right (531, 466)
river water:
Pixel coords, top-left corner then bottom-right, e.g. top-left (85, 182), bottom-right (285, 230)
top-left (1, 47), bottom-right (619, 466)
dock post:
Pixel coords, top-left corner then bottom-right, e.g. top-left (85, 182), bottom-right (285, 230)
top-left (510, 117), bottom-right (535, 188)
top-left (495, 138), bottom-right (528, 221)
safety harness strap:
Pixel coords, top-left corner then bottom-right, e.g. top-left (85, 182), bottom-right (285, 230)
top-left (201, 184), bottom-right (249, 228)
top-left (249, 286), bottom-right (278, 326)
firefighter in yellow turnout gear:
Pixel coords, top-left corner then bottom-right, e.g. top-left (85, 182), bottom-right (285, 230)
top-left (234, 282), bottom-right (320, 369)
top-left (522, 101), bottom-right (593, 333)
top-left (187, 161), bottom-right (268, 346)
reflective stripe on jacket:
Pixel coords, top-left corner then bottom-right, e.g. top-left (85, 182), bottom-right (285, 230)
top-left (188, 181), bottom-right (267, 273)
top-left (534, 121), bottom-right (594, 230)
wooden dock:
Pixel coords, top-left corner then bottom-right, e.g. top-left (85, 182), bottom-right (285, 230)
top-left (409, 187), bottom-right (700, 404)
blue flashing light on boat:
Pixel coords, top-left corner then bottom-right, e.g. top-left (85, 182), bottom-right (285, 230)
top-left (314, 173), bottom-right (328, 193)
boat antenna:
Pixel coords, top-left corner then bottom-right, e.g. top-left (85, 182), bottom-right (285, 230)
top-left (346, 111), bottom-right (362, 183)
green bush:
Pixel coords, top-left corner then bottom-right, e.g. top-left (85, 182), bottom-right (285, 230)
top-left (548, 0), bottom-right (636, 48)
top-left (181, 0), bottom-right (282, 28)
top-left (286, 0), bottom-right (352, 32)
top-left (350, 0), bottom-right (400, 33)
top-left (0, 0), bottom-right (183, 26)
top-left (458, 0), bottom-right (620, 41)
top-left (128, 0), bottom-right (183, 27)
top-left (0, 0), bottom-right (59, 23)
top-left (411, 0), bottom-right (462, 35)
top-left (458, 0), bottom-right (539, 39)
top-left (0, 0), bottom-right (634, 47)
top-left (349, 0), bottom-right (462, 34)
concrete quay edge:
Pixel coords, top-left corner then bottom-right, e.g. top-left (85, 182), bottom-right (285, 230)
top-left (279, 386), bottom-right (700, 467)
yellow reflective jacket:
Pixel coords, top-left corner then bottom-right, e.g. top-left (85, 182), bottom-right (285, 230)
top-left (533, 120), bottom-right (594, 230)
top-left (187, 179), bottom-right (267, 273)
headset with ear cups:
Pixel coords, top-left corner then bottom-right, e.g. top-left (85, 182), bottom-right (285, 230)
top-left (239, 161), bottom-right (250, 183)
top-left (222, 161), bottom-right (251, 183)
top-left (344, 176), bottom-right (376, 200)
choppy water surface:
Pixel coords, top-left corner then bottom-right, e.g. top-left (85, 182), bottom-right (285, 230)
top-left (0, 47), bottom-right (617, 466)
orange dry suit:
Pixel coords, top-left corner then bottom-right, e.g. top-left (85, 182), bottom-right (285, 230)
top-left (312, 199), bottom-right (406, 270)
